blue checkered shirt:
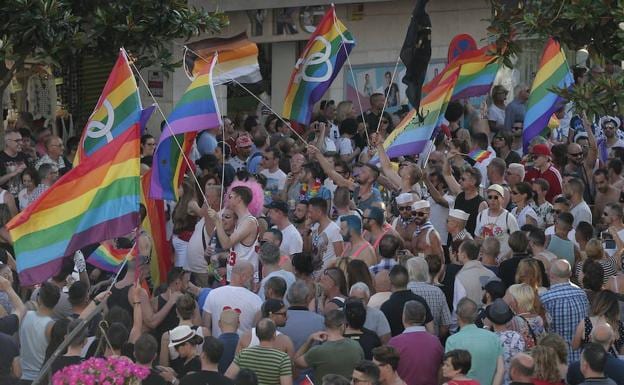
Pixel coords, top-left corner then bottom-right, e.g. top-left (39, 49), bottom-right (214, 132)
top-left (407, 281), bottom-right (452, 335)
top-left (539, 282), bottom-right (589, 363)
top-left (369, 258), bottom-right (397, 275)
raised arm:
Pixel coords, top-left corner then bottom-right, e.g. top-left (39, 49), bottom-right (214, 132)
top-left (376, 142), bottom-right (402, 189)
top-left (442, 156), bottom-right (461, 195)
top-left (307, 145), bottom-right (355, 189)
top-left (0, 276), bottom-right (25, 322)
top-left (583, 114), bottom-right (598, 171)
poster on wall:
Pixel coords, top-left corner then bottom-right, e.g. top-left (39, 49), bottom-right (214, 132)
top-left (344, 59), bottom-right (446, 114)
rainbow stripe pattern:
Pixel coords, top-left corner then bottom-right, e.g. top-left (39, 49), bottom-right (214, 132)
top-left (379, 69), bottom-right (459, 159)
top-left (74, 50), bottom-right (142, 165)
top-left (423, 44), bottom-right (499, 101)
top-left (523, 38), bottom-right (574, 152)
top-left (142, 169), bottom-right (172, 286)
top-left (283, 6), bottom-right (355, 124)
top-left (150, 55), bottom-right (222, 201)
top-left (8, 123), bottom-right (141, 285)
top-left (468, 149), bottom-right (492, 163)
top-left (88, 241), bottom-right (137, 273)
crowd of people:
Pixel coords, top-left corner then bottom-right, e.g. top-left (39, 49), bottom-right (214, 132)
top-left (1, 66), bottom-right (624, 385)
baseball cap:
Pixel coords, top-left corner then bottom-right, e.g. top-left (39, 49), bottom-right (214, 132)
top-left (531, 143), bottom-right (551, 157)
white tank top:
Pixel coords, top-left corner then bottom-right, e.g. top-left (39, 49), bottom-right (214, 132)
top-left (227, 215), bottom-right (260, 282)
top-left (248, 327), bottom-right (282, 347)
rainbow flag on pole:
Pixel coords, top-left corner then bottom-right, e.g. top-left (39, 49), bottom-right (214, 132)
top-left (422, 44), bottom-right (498, 101)
top-left (88, 241), bottom-right (137, 273)
top-left (283, 6), bottom-right (355, 124)
top-left (468, 149), bottom-right (492, 163)
top-left (142, 169), bottom-right (172, 286)
top-left (185, 32), bottom-right (262, 85)
top-left (74, 50), bottom-right (142, 166)
top-left (8, 123), bottom-right (141, 285)
top-left (150, 55), bottom-right (222, 201)
top-left (378, 69), bottom-right (459, 159)
top-left (523, 38), bottom-right (574, 152)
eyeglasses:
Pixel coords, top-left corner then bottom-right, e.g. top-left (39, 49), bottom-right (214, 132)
top-left (398, 206), bottom-right (411, 211)
top-left (487, 195), bottom-right (499, 200)
top-left (568, 152), bottom-right (583, 157)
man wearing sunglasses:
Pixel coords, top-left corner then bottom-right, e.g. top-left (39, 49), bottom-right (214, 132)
top-left (409, 200), bottom-right (443, 260)
top-left (524, 144), bottom-right (562, 203)
top-left (563, 118), bottom-right (598, 205)
top-left (391, 193), bottom-right (418, 244)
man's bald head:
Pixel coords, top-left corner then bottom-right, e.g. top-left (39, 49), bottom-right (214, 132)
top-left (568, 143), bottom-right (582, 154)
top-left (550, 259), bottom-right (572, 282)
top-left (509, 353), bottom-right (534, 382)
top-left (591, 322), bottom-right (615, 349)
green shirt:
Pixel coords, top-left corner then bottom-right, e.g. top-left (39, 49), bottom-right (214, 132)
top-left (234, 346), bottom-right (292, 385)
top-left (304, 338), bottom-right (365, 381)
top-left (445, 324), bottom-right (503, 385)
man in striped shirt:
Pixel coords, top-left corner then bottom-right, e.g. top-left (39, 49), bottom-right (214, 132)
top-left (225, 318), bottom-right (292, 385)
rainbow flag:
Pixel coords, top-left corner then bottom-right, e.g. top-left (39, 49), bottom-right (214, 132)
top-left (283, 6), bottom-right (355, 124)
top-left (150, 55), bottom-right (221, 201)
top-left (142, 169), bottom-right (172, 286)
top-left (422, 44), bottom-right (498, 100)
top-left (74, 50), bottom-right (142, 166)
top-left (185, 32), bottom-right (262, 85)
top-left (378, 69), bottom-right (459, 159)
top-left (88, 241), bottom-right (137, 273)
top-left (523, 38), bottom-right (574, 152)
top-left (8, 122), bottom-right (141, 285)
top-left (468, 149), bottom-right (492, 163)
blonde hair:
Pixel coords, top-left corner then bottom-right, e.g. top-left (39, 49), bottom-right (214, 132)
top-left (336, 101), bottom-right (354, 123)
top-left (515, 259), bottom-right (542, 290)
top-left (532, 346), bottom-right (561, 383)
top-left (585, 238), bottom-right (604, 261)
top-left (508, 283), bottom-right (536, 313)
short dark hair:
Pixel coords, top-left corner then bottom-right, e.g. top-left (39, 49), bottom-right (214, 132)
top-left (108, 322), bottom-right (129, 350)
top-left (372, 346), bottom-right (401, 371)
top-left (389, 264), bottom-right (409, 288)
top-left (266, 228), bottom-right (283, 245)
top-left (472, 132), bottom-right (489, 150)
top-left (140, 134), bottom-right (154, 146)
top-left (202, 336), bottom-right (224, 364)
top-left (528, 228), bottom-right (546, 247)
top-left (231, 186), bottom-right (253, 205)
top-left (39, 281), bottom-right (61, 309)
top-left (558, 212), bottom-right (574, 228)
top-left (445, 101), bottom-right (463, 122)
top-left (608, 158), bottom-right (623, 175)
top-left (444, 350), bottom-right (472, 375)
top-left (67, 281), bottom-right (88, 306)
top-left (459, 239), bottom-right (481, 261)
top-left (236, 369), bottom-right (258, 385)
top-left (403, 300), bottom-right (426, 325)
top-left (582, 260), bottom-right (604, 292)
top-left (265, 276), bottom-right (287, 299)
top-left (167, 266), bottom-right (185, 285)
top-left (508, 231), bottom-right (529, 253)
top-left (324, 309), bottom-right (346, 330)
top-left (345, 298), bottom-right (367, 329)
top-left (322, 374), bottom-right (350, 385)
top-left (135, 333), bottom-right (158, 364)
top-left (582, 342), bottom-right (608, 373)
top-left (354, 360), bottom-right (380, 385)
top-left (339, 119), bottom-right (358, 136)
top-left (576, 221), bottom-right (594, 241)
top-left (379, 234), bottom-right (401, 259)
top-left (594, 168), bottom-right (609, 179)
top-left (292, 252), bottom-right (315, 275)
top-left (309, 196), bottom-right (328, 213)
top-left (532, 178), bottom-right (550, 192)
top-left (255, 318), bottom-right (276, 341)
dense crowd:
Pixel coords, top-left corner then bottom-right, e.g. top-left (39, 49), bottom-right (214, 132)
top-left (1, 67), bottom-right (624, 385)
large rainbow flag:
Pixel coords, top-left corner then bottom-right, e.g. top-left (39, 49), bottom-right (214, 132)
top-left (8, 123), bottom-right (141, 285)
top-left (185, 32), bottom-right (262, 85)
top-left (150, 55), bottom-right (221, 201)
top-left (422, 44), bottom-right (499, 101)
top-left (523, 38), bottom-right (574, 152)
top-left (378, 69), bottom-right (459, 159)
top-left (283, 6), bottom-right (355, 124)
top-left (74, 50), bottom-right (142, 166)
top-left (142, 169), bottom-right (172, 287)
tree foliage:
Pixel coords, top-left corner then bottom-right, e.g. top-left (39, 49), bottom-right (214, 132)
top-left (487, 0), bottom-right (624, 116)
top-left (0, 0), bottom-right (227, 93)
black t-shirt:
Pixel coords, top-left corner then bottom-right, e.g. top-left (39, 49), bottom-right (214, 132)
top-left (143, 369), bottom-right (168, 385)
top-left (344, 328), bottom-right (382, 360)
top-left (0, 332), bottom-right (18, 378)
top-left (0, 151), bottom-right (29, 195)
top-left (499, 254), bottom-right (549, 289)
top-left (171, 355), bottom-right (201, 378)
top-left (441, 264), bottom-right (462, 312)
top-left (454, 192), bottom-right (484, 236)
top-left (0, 314), bottom-right (18, 335)
top-left (380, 290), bottom-right (434, 336)
top-left (51, 355), bottom-right (83, 377)
top-left (180, 370), bottom-right (235, 385)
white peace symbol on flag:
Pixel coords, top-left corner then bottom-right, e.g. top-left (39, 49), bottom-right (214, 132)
top-left (86, 99), bottom-right (115, 143)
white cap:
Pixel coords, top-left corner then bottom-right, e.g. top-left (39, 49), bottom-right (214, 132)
top-left (449, 209), bottom-right (470, 221)
top-left (411, 200), bottom-right (430, 210)
top-left (395, 193), bottom-right (414, 205)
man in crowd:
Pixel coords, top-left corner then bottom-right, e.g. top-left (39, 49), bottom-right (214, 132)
top-left (0, 129), bottom-right (28, 197)
top-left (453, 240), bottom-right (496, 308)
top-left (509, 353), bottom-right (534, 385)
top-left (305, 197), bottom-right (344, 269)
top-left (258, 243), bottom-right (295, 301)
top-left (523, 144), bottom-right (562, 203)
top-left (279, 281), bottom-right (325, 350)
top-left (504, 84), bottom-right (529, 132)
top-left (565, 177), bottom-right (592, 227)
top-left (260, 148), bottom-right (288, 202)
top-left (266, 200), bottom-right (303, 256)
top-left (228, 134), bottom-right (253, 172)
top-left (410, 200), bottom-right (444, 258)
top-left (593, 169), bottom-right (620, 222)
top-left (391, 193), bottom-right (418, 244)
top-left (388, 300), bottom-right (443, 385)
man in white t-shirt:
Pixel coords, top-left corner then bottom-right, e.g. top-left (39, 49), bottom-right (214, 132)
top-left (304, 197), bottom-right (344, 270)
top-left (203, 261), bottom-right (261, 337)
top-left (565, 177), bottom-right (592, 227)
top-left (266, 199), bottom-right (303, 256)
top-left (487, 85), bottom-right (507, 133)
top-left (260, 148), bottom-right (287, 203)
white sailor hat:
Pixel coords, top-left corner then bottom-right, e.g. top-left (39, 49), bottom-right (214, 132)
top-left (411, 200), bottom-right (430, 210)
top-left (449, 208), bottom-right (470, 221)
top-left (395, 193), bottom-right (413, 205)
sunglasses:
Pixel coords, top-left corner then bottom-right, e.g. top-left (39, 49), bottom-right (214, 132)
top-left (398, 206), bottom-right (411, 212)
top-left (487, 195), bottom-right (499, 200)
top-left (512, 126), bottom-right (523, 130)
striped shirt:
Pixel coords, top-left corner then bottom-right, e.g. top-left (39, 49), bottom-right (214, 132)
top-left (234, 345), bottom-right (292, 385)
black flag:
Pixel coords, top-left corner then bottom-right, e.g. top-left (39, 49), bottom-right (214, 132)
top-left (400, 0), bottom-right (432, 111)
